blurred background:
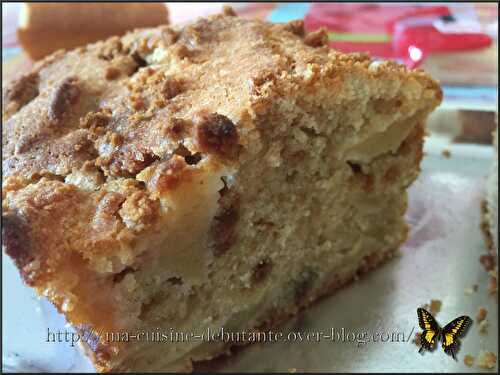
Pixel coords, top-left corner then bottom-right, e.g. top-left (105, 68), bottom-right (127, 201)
top-left (2, 2), bottom-right (498, 142)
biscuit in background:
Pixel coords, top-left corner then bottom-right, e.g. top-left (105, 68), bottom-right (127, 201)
top-left (17, 2), bottom-right (169, 60)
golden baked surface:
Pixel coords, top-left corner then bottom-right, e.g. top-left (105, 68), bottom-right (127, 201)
top-left (2, 9), bottom-right (439, 179)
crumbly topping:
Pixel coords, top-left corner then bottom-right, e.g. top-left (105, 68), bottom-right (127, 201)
top-left (280, 19), bottom-right (305, 37)
top-left (48, 76), bottom-right (81, 123)
top-left (2, 71), bottom-right (39, 120)
top-left (222, 5), bottom-right (237, 17)
top-left (139, 155), bottom-right (192, 194)
top-left (194, 111), bottom-right (240, 160)
top-left (2, 176), bottom-right (159, 285)
top-left (304, 28), bottom-right (329, 48)
top-left (3, 11), bottom-right (439, 184)
top-left (119, 191), bottom-right (160, 231)
top-left (80, 108), bottom-right (113, 132)
top-left (2, 9), bottom-right (441, 291)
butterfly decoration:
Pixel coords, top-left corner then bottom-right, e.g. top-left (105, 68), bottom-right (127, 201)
top-left (417, 307), bottom-right (472, 360)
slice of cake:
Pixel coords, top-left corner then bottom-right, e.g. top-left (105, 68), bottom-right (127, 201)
top-left (2, 9), bottom-right (441, 372)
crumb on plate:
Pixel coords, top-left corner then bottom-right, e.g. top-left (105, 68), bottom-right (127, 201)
top-left (413, 332), bottom-right (422, 347)
top-left (488, 272), bottom-right (498, 296)
top-left (476, 351), bottom-right (497, 369)
top-left (480, 254), bottom-right (496, 272)
top-left (464, 354), bottom-right (475, 367)
top-left (478, 319), bottom-right (489, 335)
top-left (476, 307), bottom-right (488, 322)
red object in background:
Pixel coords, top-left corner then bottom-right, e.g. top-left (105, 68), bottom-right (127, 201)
top-left (391, 18), bottom-right (492, 68)
top-left (385, 5), bottom-right (451, 33)
top-left (304, 3), bottom-right (441, 59)
top-left (304, 3), bottom-right (492, 68)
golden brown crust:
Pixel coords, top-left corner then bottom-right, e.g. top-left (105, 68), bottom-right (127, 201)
top-left (304, 28), bottom-right (329, 48)
top-left (194, 112), bottom-right (240, 160)
top-left (48, 76), bottom-right (81, 123)
top-left (3, 12), bottom-right (440, 182)
top-left (2, 177), bottom-right (159, 287)
top-left (142, 155), bottom-right (195, 194)
top-left (2, 212), bottom-right (35, 280)
top-left (2, 71), bottom-right (40, 120)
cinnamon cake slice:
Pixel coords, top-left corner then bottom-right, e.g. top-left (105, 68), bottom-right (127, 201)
top-left (2, 8), bottom-right (441, 372)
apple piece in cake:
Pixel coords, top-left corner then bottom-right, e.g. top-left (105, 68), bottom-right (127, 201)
top-left (2, 9), bottom-right (441, 372)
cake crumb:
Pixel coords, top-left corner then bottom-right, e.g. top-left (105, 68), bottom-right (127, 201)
top-left (442, 149), bottom-right (451, 158)
top-left (478, 319), bottom-right (489, 335)
top-left (413, 332), bottom-right (422, 346)
top-left (476, 307), bottom-right (488, 322)
top-left (429, 299), bottom-right (442, 315)
top-left (480, 254), bottom-right (496, 272)
top-left (488, 274), bottom-right (498, 295)
top-left (464, 354), bottom-right (475, 367)
top-left (105, 67), bottom-right (121, 80)
top-left (422, 299), bottom-right (442, 315)
top-left (476, 351), bottom-right (497, 369)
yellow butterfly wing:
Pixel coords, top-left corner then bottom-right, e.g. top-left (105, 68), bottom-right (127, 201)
top-left (441, 316), bottom-right (472, 360)
top-left (417, 308), bottom-right (441, 352)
